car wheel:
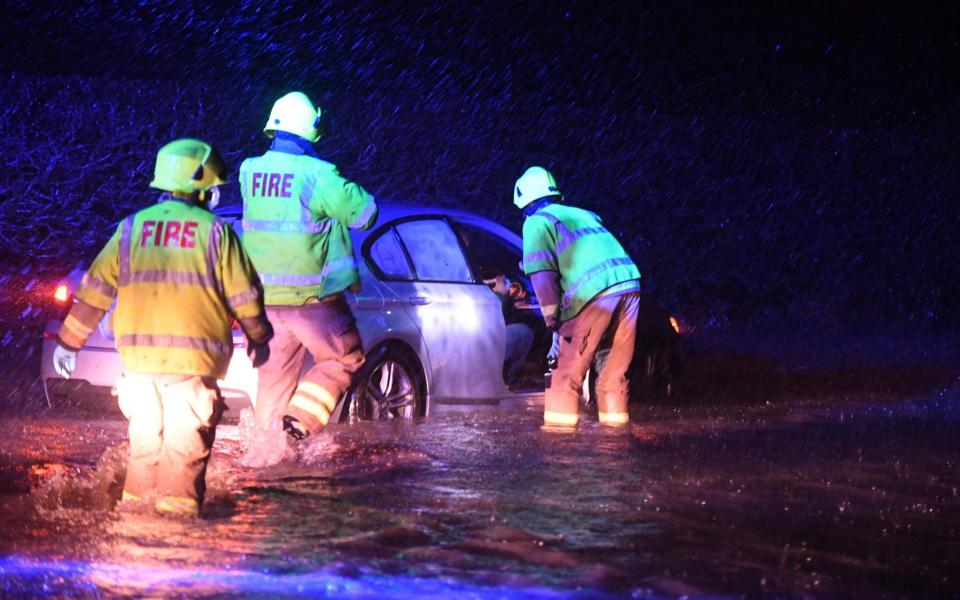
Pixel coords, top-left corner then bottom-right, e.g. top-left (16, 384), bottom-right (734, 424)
top-left (347, 345), bottom-right (425, 421)
top-left (635, 350), bottom-right (681, 401)
top-left (586, 349), bottom-right (670, 404)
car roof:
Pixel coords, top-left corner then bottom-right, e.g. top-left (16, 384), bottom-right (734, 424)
top-left (214, 201), bottom-right (521, 244)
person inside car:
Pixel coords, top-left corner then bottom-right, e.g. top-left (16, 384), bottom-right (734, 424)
top-left (483, 271), bottom-right (535, 388)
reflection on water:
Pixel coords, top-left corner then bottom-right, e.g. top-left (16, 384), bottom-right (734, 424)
top-left (0, 556), bottom-right (579, 599)
top-left (0, 390), bottom-right (959, 598)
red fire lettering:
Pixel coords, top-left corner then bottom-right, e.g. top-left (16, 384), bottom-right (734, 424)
top-left (140, 221), bottom-right (156, 246)
top-left (280, 173), bottom-right (294, 197)
top-left (267, 173), bottom-right (281, 196)
top-left (154, 221), bottom-right (164, 247)
top-left (181, 221), bottom-right (198, 248)
top-left (163, 220), bottom-right (182, 247)
top-left (251, 172), bottom-right (296, 198)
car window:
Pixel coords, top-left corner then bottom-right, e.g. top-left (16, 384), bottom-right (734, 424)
top-left (453, 221), bottom-right (527, 285)
top-left (369, 229), bottom-right (414, 279)
top-left (395, 219), bottom-right (472, 283)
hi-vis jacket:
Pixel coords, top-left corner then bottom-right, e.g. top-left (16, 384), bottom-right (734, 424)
top-left (239, 139), bottom-right (378, 306)
top-left (58, 196), bottom-right (270, 378)
top-left (522, 203), bottom-right (641, 327)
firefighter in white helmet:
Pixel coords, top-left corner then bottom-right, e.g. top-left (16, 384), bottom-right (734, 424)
top-left (514, 166), bottom-right (642, 428)
top-left (240, 91), bottom-right (378, 440)
top-left (54, 139), bottom-right (273, 516)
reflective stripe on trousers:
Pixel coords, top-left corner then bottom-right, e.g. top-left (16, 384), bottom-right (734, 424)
top-left (543, 410), bottom-right (579, 427)
top-left (287, 381), bottom-right (338, 428)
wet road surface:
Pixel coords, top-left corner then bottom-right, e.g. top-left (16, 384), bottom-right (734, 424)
top-left (0, 379), bottom-right (958, 598)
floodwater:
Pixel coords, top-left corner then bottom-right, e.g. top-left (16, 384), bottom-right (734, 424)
top-left (1, 383), bottom-right (958, 598)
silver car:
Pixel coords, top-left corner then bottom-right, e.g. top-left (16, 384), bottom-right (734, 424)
top-left (41, 202), bottom-right (553, 419)
top-left (41, 202), bottom-right (682, 419)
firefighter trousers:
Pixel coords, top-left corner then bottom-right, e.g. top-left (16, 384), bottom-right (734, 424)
top-left (545, 291), bottom-right (640, 427)
top-left (117, 372), bottom-right (222, 512)
top-left (254, 294), bottom-right (365, 433)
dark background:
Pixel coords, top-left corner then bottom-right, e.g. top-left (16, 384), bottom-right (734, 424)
top-left (1, 1), bottom-right (958, 401)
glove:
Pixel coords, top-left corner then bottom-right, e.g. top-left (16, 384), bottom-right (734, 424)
top-left (546, 331), bottom-right (561, 369)
top-left (247, 340), bottom-right (270, 368)
top-left (53, 344), bottom-right (77, 378)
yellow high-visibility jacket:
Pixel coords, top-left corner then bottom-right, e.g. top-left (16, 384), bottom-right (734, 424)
top-left (523, 202), bottom-right (641, 327)
top-left (59, 196), bottom-right (268, 378)
top-left (239, 138), bottom-right (378, 306)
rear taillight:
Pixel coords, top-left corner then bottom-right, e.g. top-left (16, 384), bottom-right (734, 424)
top-left (54, 284), bottom-right (69, 303)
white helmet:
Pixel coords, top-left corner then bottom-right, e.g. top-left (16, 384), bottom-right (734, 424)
top-left (264, 91), bottom-right (322, 142)
top-left (513, 166), bottom-right (561, 209)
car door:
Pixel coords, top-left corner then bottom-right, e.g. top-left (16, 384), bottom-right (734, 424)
top-left (370, 217), bottom-right (507, 406)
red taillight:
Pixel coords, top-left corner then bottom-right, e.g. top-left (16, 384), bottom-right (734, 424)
top-left (54, 284), bottom-right (69, 303)
top-left (669, 316), bottom-right (681, 334)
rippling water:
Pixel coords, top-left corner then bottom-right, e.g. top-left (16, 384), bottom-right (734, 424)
top-left (1, 391), bottom-right (959, 598)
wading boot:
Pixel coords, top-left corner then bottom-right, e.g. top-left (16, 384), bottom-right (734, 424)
top-left (283, 415), bottom-right (309, 441)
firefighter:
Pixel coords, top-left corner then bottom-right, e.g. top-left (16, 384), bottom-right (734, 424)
top-left (52, 139), bottom-right (273, 517)
top-left (239, 91), bottom-right (378, 440)
top-left (514, 166), bottom-right (642, 428)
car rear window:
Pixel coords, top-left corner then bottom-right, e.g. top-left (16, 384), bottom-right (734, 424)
top-left (396, 220), bottom-right (472, 283)
top-left (369, 229), bottom-right (414, 279)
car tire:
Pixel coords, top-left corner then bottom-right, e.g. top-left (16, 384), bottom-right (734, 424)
top-left (346, 345), bottom-right (426, 422)
top-left (585, 349), bottom-right (676, 405)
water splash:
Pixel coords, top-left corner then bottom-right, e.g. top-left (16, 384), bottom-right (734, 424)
top-left (296, 428), bottom-right (341, 465)
top-left (236, 408), bottom-right (298, 467)
top-left (31, 443), bottom-right (126, 515)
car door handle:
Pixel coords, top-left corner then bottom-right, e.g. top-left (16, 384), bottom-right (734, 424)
top-left (408, 295), bottom-right (433, 306)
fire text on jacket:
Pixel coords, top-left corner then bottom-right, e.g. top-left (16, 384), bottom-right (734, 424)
top-left (140, 220), bottom-right (199, 248)
top-left (250, 172), bottom-right (294, 198)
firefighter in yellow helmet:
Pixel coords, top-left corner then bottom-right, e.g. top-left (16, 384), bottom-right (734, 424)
top-left (515, 166), bottom-right (642, 428)
top-left (53, 139), bottom-right (273, 517)
top-left (239, 91), bottom-right (378, 440)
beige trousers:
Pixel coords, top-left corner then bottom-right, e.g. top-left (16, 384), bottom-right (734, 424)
top-left (545, 291), bottom-right (640, 426)
top-left (255, 295), bottom-right (365, 434)
top-left (117, 372), bottom-right (222, 508)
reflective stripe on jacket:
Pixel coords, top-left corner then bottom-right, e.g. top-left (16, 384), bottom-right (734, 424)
top-left (70, 196), bottom-right (266, 378)
top-left (522, 203), bottom-right (641, 322)
top-left (239, 142), bottom-right (377, 306)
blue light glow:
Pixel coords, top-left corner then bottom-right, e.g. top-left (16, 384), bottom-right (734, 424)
top-left (0, 555), bottom-right (611, 599)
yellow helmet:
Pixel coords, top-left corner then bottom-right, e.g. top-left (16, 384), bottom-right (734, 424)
top-left (513, 166), bottom-right (561, 209)
top-left (264, 91), bottom-right (322, 142)
top-left (149, 139), bottom-right (228, 193)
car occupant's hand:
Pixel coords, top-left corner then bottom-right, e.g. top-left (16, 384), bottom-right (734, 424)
top-left (490, 274), bottom-right (510, 296)
top-left (53, 344), bottom-right (77, 378)
top-left (247, 341), bottom-right (271, 368)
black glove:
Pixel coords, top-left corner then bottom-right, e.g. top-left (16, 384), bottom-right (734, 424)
top-left (247, 340), bottom-right (271, 368)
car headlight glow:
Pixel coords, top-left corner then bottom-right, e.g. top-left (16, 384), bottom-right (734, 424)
top-left (669, 316), bottom-right (681, 334)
